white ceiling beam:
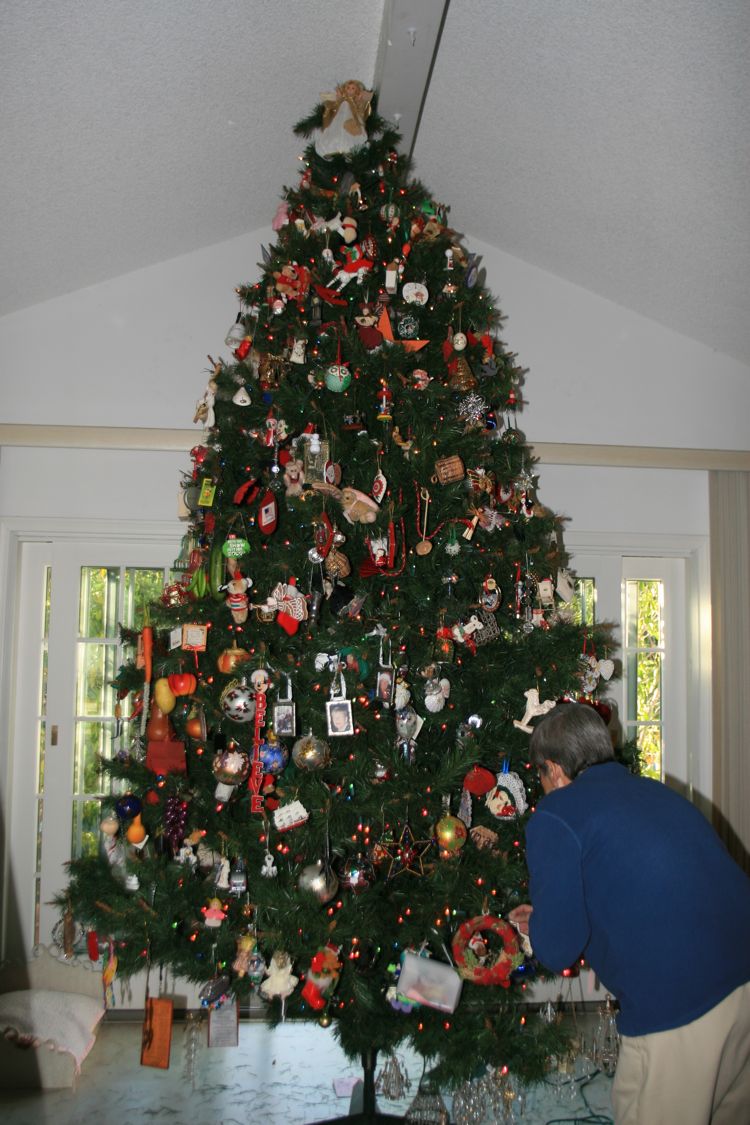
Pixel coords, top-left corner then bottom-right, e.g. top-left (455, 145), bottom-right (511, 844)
top-left (373, 0), bottom-right (450, 158)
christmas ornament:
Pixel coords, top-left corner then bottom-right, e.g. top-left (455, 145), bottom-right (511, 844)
top-left (300, 943), bottom-right (342, 1009)
top-left (272, 676), bottom-right (296, 738)
top-left (232, 385), bottom-right (251, 406)
top-left (212, 745), bottom-right (250, 800)
top-left (220, 678), bottom-right (257, 724)
top-left (264, 577), bottom-right (308, 634)
top-left (258, 729), bottom-right (289, 776)
top-left (297, 858), bottom-right (339, 903)
top-left (396, 950), bottom-right (463, 1013)
top-left (338, 853), bottom-right (375, 894)
top-left (291, 730), bottom-right (331, 770)
top-left (259, 951), bottom-right (299, 1009)
top-left (435, 813), bottom-right (467, 856)
top-left (484, 765), bottom-right (528, 820)
top-left (199, 974), bottom-right (230, 1009)
top-left (257, 489), bottom-right (278, 535)
top-left (402, 281), bottom-right (428, 305)
top-left (225, 575), bottom-right (252, 624)
top-left (512, 687), bottom-right (557, 733)
top-left (216, 642), bottom-right (251, 675)
top-left (415, 487), bottom-right (433, 556)
top-left (324, 362), bottom-right (351, 392)
top-left (228, 858), bottom-right (248, 896)
top-left (451, 915), bottom-right (524, 987)
top-left (382, 824), bottom-right (432, 879)
top-left (115, 793), bottom-right (142, 820)
top-left (273, 799), bottom-right (309, 832)
top-left (202, 897), bottom-right (226, 928)
top-left (432, 455), bottom-right (465, 485)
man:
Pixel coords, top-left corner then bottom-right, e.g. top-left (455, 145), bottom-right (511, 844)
top-left (508, 702), bottom-right (750, 1124)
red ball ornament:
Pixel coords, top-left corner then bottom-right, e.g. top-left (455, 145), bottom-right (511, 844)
top-left (463, 765), bottom-right (496, 796)
top-left (145, 789), bottom-right (160, 806)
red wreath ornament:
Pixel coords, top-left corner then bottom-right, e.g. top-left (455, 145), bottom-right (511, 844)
top-left (451, 914), bottom-right (524, 987)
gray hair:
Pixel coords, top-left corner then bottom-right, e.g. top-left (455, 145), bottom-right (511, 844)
top-left (529, 702), bottom-right (614, 780)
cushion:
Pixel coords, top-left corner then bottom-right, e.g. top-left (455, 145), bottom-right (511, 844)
top-left (0, 988), bottom-right (104, 1073)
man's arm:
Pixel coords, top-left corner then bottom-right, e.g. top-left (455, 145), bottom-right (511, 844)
top-left (525, 810), bottom-right (590, 972)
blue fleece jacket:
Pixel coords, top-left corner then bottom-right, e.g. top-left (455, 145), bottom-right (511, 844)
top-left (526, 762), bottom-right (750, 1036)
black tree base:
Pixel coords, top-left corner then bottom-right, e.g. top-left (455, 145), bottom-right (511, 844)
top-left (309, 1049), bottom-right (406, 1124)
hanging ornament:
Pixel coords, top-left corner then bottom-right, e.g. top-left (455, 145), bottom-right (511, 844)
top-left (219, 678), bottom-right (257, 724)
top-left (212, 745), bottom-right (250, 800)
top-left (451, 916), bottom-right (523, 987)
top-left (225, 574), bottom-right (252, 623)
top-left (382, 823), bottom-right (432, 879)
top-left (258, 729), bottom-right (289, 776)
top-left (225, 312), bottom-right (246, 348)
top-left (300, 943), bottom-right (342, 1009)
top-left (402, 281), bottom-right (429, 306)
top-left (338, 853), bottom-right (375, 895)
top-left (484, 762), bottom-right (529, 820)
top-left (257, 489), bottom-right (278, 536)
top-left (272, 675), bottom-right (296, 738)
top-left (457, 392), bottom-right (488, 427)
top-left (324, 362), bottom-right (351, 393)
top-left (512, 687), bottom-right (557, 733)
top-left (261, 847), bottom-right (278, 878)
top-left (415, 487), bottom-right (432, 556)
top-left (297, 858), bottom-right (339, 903)
top-left (289, 337), bottom-right (307, 365)
top-left (444, 525), bottom-right (461, 557)
top-left (264, 577), bottom-right (308, 635)
top-left (435, 810), bottom-right (467, 857)
top-left (371, 456), bottom-right (387, 504)
top-left (432, 455), bottom-right (465, 485)
top-left (222, 533), bottom-right (250, 559)
top-left (202, 897), bottom-right (227, 929)
top-left (479, 576), bottom-right (501, 612)
top-left (232, 385), bottom-right (252, 406)
top-left (326, 673), bottom-right (354, 737)
top-left (259, 951), bottom-right (299, 1011)
top-left (376, 636), bottom-right (395, 708)
top-left (291, 729), bottom-right (331, 770)
top-left (397, 312), bottom-right (420, 339)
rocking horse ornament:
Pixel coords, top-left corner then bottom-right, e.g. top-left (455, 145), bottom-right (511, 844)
top-left (512, 687), bottom-right (557, 734)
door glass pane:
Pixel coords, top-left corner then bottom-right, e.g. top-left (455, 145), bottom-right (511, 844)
top-left (624, 578), bottom-right (664, 781)
top-left (73, 720), bottom-right (115, 793)
top-left (78, 566), bottom-right (120, 639)
top-left (123, 568), bottom-right (166, 630)
top-left (75, 643), bottom-right (117, 716)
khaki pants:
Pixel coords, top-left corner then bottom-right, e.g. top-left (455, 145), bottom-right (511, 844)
top-left (612, 980), bottom-right (750, 1124)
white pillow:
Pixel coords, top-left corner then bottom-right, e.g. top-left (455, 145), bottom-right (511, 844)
top-left (0, 989), bottom-right (104, 1072)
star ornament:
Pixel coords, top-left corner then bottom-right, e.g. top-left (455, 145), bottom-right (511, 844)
top-left (376, 309), bottom-right (428, 353)
top-left (383, 823), bottom-right (433, 879)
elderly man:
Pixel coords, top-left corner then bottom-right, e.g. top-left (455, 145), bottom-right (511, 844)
top-left (509, 702), bottom-right (750, 1124)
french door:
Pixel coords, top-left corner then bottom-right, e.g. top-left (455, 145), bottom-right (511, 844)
top-left (8, 536), bottom-right (175, 954)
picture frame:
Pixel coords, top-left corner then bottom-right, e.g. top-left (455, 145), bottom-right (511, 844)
top-left (375, 667), bottom-right (395, 708)
top-left (326, 699), bottom-right (354, 738)
top-left (272, 700), bottom-right (296, 738)
top-left (182, 623), bottom-right (209, 652)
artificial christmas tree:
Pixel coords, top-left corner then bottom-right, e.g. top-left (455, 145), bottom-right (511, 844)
top-left (60, 81), bottom-right (619, 1102)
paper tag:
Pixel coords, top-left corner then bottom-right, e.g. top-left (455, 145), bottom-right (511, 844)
top-left (169, 626), bottom-right (183, 651)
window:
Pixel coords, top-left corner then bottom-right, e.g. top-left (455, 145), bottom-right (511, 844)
top-left (72, 566), bottom-right (166, 861)
top-left (624, 578), bottom-right (664, 779)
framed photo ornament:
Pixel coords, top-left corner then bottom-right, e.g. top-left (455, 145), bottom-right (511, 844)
top-left (182, 623), bottom-right (209, 652)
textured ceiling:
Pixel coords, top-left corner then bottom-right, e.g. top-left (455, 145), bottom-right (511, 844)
top-left (2, 0), bottom-right (749, 367)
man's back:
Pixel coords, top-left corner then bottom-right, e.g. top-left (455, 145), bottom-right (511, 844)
top-left (526, 762), bottom-right (750, 1035)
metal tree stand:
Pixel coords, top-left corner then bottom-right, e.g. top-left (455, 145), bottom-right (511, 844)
top-left (312, 1048), bottom-right (405, 1123)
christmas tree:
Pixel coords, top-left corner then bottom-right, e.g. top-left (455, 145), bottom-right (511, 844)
top-left (60, 81), bottom-right (617, 1092)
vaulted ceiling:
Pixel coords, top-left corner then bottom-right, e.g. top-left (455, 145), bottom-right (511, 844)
top-left (2, 0), bottom-right (749, 366)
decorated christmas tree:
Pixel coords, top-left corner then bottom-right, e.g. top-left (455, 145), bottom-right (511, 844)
top-left (60, 81), bottom-right (618, 1093)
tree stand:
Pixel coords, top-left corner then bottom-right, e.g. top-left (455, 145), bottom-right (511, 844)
top-left (312, 1048), bottom-right (404, 1123)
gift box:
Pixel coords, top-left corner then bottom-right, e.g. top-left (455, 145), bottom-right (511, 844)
top-left (397, 951), bottom-right (463, 1013)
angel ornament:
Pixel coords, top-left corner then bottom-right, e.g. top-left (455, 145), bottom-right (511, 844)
top-left (314, 80), bottom-right (373, 156)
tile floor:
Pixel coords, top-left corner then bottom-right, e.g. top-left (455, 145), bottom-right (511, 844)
top-left (0, 1017), bottom-right (614, 1124)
